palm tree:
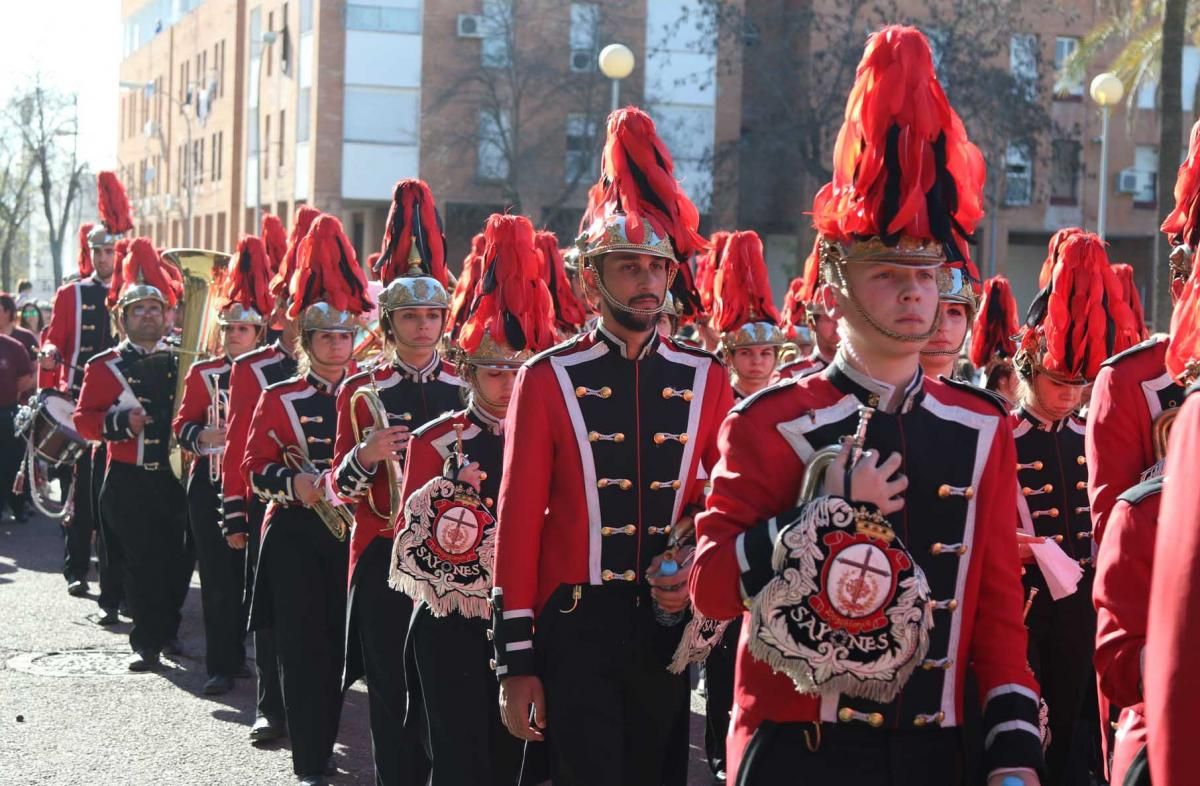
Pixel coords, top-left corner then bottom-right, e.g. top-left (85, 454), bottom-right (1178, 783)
top-left (1059, 0), bottom-right (1188, 329)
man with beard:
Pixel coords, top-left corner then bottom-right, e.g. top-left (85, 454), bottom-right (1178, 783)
top-left (490, 107), bottom-right (733, 785)
top-left (73, 238), bottom-right (189, 671)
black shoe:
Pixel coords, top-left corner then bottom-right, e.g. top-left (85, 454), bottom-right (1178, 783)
top-left (66, 580), bottom-right (89, 597)
top-left (297, 776), bottom-right (324, 786)
top-left (96, 608), bottom-right (120, 626)
top-left (249, 715), bottom-right (285, 743)
top-left (127, 651), bottom-right (162, 672)
top-left (162, 638), bottom-right (184, 656)
top-left (203, 675), bottom-right (234, 695)
top-left (118, 603), bottom-right (131, 618)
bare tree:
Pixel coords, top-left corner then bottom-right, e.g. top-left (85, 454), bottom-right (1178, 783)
top-left (10, 79), bottom-right (88, 286)
top-left (426, 0), bottom-right (627, 234)
top-left (0, 127), bottom-right (36, 290)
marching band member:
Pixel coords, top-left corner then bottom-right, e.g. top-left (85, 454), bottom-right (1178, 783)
top-left (243, 215), bottom-right (370, 786)
top-left (1010, 230), bottom-right (1138, 784)
top-left (44, 172), bottom-right (126, 612)
top-left (690, 27), bottom-right (1043, 784)
top-left (969, 277), bottom-right (1021, 404)
top-left (332, 178), bottom-right (463, 786)
top-left (919, 267), bottom-right (977, 382)
top-left (223, 205), bottom-right (317, 744)
top-left (778, 239), bottom-right (840, 380)
top-left (73, 238), bottom-right (188, 672)
top-left (172, 236), bottom-right (272, 695)
top-left (1085, 120), bottom-right (1200, 545)
top-left (1145, 262), bottom-right (1200, 786)
top-left (394, 212), bottom-right (556, 785)
top-left (712, 230), bottom-right (786, 400)
top-left (490, 106), bottom-right (733, 785)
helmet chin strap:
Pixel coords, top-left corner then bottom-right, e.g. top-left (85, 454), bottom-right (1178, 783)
top-left (832, 263), bottom-right (942, 344)
top-left (586, 258), bottom-right (677, 318)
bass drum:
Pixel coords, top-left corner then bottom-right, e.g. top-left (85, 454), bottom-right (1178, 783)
top-left (15, 390), bottom-right (87, 519)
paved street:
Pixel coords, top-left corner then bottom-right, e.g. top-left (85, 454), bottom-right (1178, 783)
top-left (1, 513), bottom-right (712, 785)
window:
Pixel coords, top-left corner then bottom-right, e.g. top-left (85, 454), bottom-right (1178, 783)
top-left (1004, 143), bottom-right (1033, 206)
top-left (211, 133), bottom-right (219, 182)
top-left (481, 0), bottom-right (512, 69)
top-left (300, 0), bottom-right (314, 33)
top-left (346, 3), bottom-right (421, 32)
top-left (216, 132), bottom-right (223, 181)
top-left (279, 110), bottom-right (285, 169)
top-left (1050, 139), bottom-right (1081, 204)
top-left (1010, 34), bottom-right (1038, 100)
top-left (1054, 36), bottom-right (1083, 97)
top-left (217, 41), bottom-right (225, 98)
top-left (565, 113), bottom-right (598, 183)
top-left (570, 3), bottom-right (599, 71)
top-left (477, 110), bottom-right (510, 181)
top-left (264, 113), bottom-right (271, 178)
top-left (195, 138), bottom-right (205, 184)
top-left (267, 11), bottom-right (274, 76)
top-left (1134, 145), bottom-right (1158, 204)
top-left (297, 87), bottom-right (311, 142)
top-left (343, 88), bottom-right (418, 143)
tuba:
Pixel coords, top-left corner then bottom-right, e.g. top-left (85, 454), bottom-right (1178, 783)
top-left (349, 380), bottom-right (404, 527)
top-left (267, 430), bottom-right (353, 541)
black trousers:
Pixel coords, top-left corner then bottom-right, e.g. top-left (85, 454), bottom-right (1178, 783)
top-left (91, 447), bottom-right (126, 611)
top-left (264, 506), bottom-right (348, 776)
top-left (0, 405), bottom-right (23, 515)
top-left (736, 722), bottom-right (965, 785)
top-left (537, 583), bottom-right (690, 786)
top-left (408, 603), bottom-right (528, 786)
top-left (60, 449), bottom-right (89, 583)
top-left (187, 464), bottom-right (246, 677)
top-left (348, 537), bottom-right (427, 786)
top-left (245, 499), bottom-right (285, 722)
top-left (99, 462), bottom-right (189, 654)
top-left (705, 616), bottom-right (742, 777)
top-left (1026, 573), bottom-right (1097, 786)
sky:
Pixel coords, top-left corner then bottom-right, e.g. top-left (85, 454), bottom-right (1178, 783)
top-left (0, 0), bottom-right (121, 168)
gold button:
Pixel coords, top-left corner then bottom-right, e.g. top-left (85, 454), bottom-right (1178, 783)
top-left (575, 386), bottom-right (588, 398)
top-left (1076, 481), bottom-right (1087, 491)
top-left (599, 387), bottom-right (612, 398)
top-left (1053, 534), bottom-right (1063, 543)
top-left (654, 433), bottom-right (667, 445)
top-left (837, 707), bottom-right (853, 723)
top-left (479, 471), bottom-right (488, 481)
top-left (1076, 455), bottom-right (1086, 465)
top-left (614, 433), bottom-right (625, 443)
top-left (485, 497), bottom-right (494, 508)
top-left (589, 431), bottom-right (601, 442)
top-left (946, 599), bottom-right (958, 611)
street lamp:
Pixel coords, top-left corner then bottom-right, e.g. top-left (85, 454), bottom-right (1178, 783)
top-left (252, 31), bottom-right (279, 233)
top-left (598, 43), bottom-right (635, 112)
top-left (1090, 72), bottom-right (1125, 240)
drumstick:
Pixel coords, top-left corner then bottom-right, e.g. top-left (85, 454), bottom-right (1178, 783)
top-left (1022, 587), bottom-right (1039, 623)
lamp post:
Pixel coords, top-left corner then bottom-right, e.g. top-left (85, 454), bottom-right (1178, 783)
top-left (1090, 72), bottom-right (1125, 240)
top-left (252, 30), bottom-right (279, 234)
top-left (598, 43), bottom-right (635, 112)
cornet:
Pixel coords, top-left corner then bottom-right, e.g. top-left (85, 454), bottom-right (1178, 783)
top-left (796, 405), bottom-right (875, 504)
top-left (267, 430), bottom-right (352, 542)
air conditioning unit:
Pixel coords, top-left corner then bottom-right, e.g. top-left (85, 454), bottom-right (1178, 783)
top-left (457, 14), bottom-right (485, 38)
top-left (1117, 168), bottom-right (1142, 194)
top-left (569, 49), bottom-right (594, 73)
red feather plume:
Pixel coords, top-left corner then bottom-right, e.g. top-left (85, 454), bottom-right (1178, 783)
top-left (812, 26), bottom-right (985, 266)
top-left (271, 206), bottom-right (321, 300)
top-left (697, 231), bottom-right (730, 312)
top-left (968, 276), bottom-right (1019, 367)
top-left (1037, 227), bottom-right (1084, 290)
top-left (77, 223), bottom-right (94, 277)
top-left (260, 213), bottom-right (288, 275)
top-left (450, 234), bottom-right (486, 337)
top-left (582, 107), bottom-right (706, 260)
top-left (288, 215), bottom-right (374, 319)
top-left (1111, 263), bottom-right (1149, 341)
top-left (457, 215), bottom-right (556, 356)
top-left (1162, 118), bottom-right (1200, 250)
top-left (97, 171), bottom-right (133, 235)
top-left (712, 231), bottom-right (781, 334)
top-left (377, 179), bottom-right (448, 286)
top-left (535, 230), bottom-right (587, 332)
top-left (669, 255), bottom-right (705, 325)
top-left (1022, 232), bottom-right (1139, 381)
top-left (1168, 261), bottom-right (1200, 380)
top-left (108, 237), bottom-right (178, 308)
top-left (224, 236), bottom-right (276, 317)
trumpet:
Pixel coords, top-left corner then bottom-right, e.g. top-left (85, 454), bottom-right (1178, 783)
top-left (797, 405), bottom-right (874, 504)
top-left (267, 430), bottom-right (352, 542)
top-left (348, 381), bottom-right (404, 528)
top-left (200, 373), bottom-right (228, 484)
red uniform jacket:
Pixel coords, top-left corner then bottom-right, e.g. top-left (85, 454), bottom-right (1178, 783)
top-left (1093, 476), bottom-right (1160, 786)
top-left (776, 350), bottom-right (830, 381)
top-left (41, 275), bottom-right (116, 395)
top-left (333, 356), bottom-right (464, 585)
top-left (691, 358), bottom-right (1041, 780)
top-left (172, 355), bottom-right (232, 484)
top-left (241, 371), bottom-right (342, 529)
top-left (1086, 336), bottom-right (1184, 544)
top-left (1146, 384), bottom-right (1200, 786)
top-left (221, 341), bottom-right (297, 535)
top-left (73, 340), bottom-right (178, 469)
top-left (490, 326), bottom-right (732, 677)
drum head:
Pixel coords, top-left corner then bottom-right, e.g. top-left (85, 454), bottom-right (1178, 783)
top-left (40, 395), bottom-right (77, 427)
